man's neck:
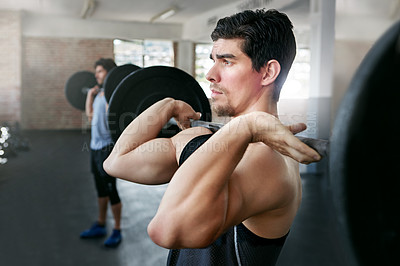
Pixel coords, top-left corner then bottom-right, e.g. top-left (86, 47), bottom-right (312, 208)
top-left (234, 98), bottom-right (278, 118)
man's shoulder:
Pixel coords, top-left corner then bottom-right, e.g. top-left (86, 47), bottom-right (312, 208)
top-left (171, 126), bottom-right (214, 160)
top-left (172, 126), bottom-right (213, 144)
top-left (245, 142), bottom-right (286, 164)
top-left (241, 142), bottom-right (300, 184)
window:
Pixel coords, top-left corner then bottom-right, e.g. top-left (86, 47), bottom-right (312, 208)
top-left (113, 39), bottom-right (174, 67)
top-left (194, 43), bottom-right (213, 98)
top-left (280, 48), bottom-right (310, 99)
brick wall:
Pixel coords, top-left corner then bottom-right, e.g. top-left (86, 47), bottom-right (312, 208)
top-left (21, 37), bottom-right (114, 129)
top-left (0, 11), bottom-right (21, 124)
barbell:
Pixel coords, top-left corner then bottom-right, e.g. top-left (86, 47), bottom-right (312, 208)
top-left (65, 65), bottom-right (329, 156)
top-left (64, 70), bottom-right (97, 111)
top-left (104, 63), bottom-right (141, 103)
top-left (63, 19), bottom-right (400, 265)
top-left (64, 63), bottom-right (141, 110)
top-left (329, 19), bottom-right (400, 266)
top-left (107, 65), bottom-right (213, 141)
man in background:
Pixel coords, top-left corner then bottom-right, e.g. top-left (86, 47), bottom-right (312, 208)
top-left (80, 58), bottom-right (122, 248)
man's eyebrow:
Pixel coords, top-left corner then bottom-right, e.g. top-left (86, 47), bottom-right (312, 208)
top-left (209, 53), bottom-right (237, 60)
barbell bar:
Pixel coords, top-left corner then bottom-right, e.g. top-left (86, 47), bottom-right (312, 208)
top-left (189, 120), bottom-right (330, 158)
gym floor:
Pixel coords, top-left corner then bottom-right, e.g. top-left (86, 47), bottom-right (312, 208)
top-left (1, 130), bottom-right (349, 266)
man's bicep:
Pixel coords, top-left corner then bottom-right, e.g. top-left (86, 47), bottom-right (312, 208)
top-left (109, 138), bottom-right (178, 185)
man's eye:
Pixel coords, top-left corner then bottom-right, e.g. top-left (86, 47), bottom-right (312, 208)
top-left (223, 60), bottom-right (232, 65)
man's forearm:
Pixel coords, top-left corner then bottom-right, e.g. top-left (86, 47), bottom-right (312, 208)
top-left (85, 94), bottom-right (94, 121)
top-left (104, 98), bottom-right (202, 185)
top-left (85, 86), bottom-right (101, 122)
top-left (111, 97), bottom-right (176, 157)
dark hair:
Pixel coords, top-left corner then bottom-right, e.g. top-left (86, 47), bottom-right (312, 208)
top-left (211, 9), bottom-right (296, 100)
top-left (94, 58), bottom-right (117, 72)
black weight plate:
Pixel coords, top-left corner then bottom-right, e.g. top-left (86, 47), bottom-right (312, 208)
top-left (104, 64), bottom-right (141, 103)
top-left (330, 20), bottom-right (400, 266)
top-left (108, 66), bottom-right (212, 142)
top-left (64, 71), bottom-right (96, 110)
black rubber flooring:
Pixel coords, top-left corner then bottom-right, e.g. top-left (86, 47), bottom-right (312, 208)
top-left (1, 130), bottom-right (349, 266)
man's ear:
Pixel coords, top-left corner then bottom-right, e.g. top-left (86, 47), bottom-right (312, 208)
top-left (261, 59), bottom-right (281, 87)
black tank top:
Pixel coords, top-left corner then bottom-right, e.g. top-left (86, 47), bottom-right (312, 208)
top-left (167, 133), bottom-right (288, 266)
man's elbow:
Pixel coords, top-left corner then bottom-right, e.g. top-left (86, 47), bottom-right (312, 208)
top-left (147, 218), bottom-right (178, 249)
top-left (147, 215), bottom-right (218, 249)
top-left (103, 156), bottom-right (118, 177)
top-left (85, 110), bottom-right (93, 121)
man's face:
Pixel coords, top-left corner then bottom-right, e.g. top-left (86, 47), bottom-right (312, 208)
top-left (95, 65), bottom-right (108, 86)
top-left (206, 38), bottom-right (264, 117)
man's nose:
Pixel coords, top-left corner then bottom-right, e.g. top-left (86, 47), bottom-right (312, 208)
top-left (206, 65), bottom-right (220, 83)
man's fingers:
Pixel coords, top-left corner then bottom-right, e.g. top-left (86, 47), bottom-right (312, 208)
top-left (195, 112), bottom-right (202, 120)
top-left (291, 141), bottom-right (322, 163)
top-left (176, 112), bottom-right (202, 130)
top-left (272, 137), bottom-right (322, 164)
top-left (287, 123), bottom-right (307, 135)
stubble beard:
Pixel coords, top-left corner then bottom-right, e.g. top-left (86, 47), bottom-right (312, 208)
top-left (210, 84), bottom-right (236, 117)
top-left (211, 97), bottom-right (235, 117)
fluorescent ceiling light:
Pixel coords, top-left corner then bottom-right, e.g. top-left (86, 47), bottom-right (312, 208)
top-left (81, 0), bottom-right (96, 19)
top-left (150, 7), bottom-right (177, 22)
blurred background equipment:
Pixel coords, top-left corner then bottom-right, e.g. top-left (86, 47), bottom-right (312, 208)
top-left (64, 71), bottom-right (97, 111)
top-left (0, 122), bottom-right (30, 165)
top-left (103, 64), bottom-right (142, 103)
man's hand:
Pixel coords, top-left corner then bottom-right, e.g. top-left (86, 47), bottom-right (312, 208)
top-left (88, 85), bottom-right (100, 96)
top-left (171, 100), bottom-right (202, 130)
top-left (244, 112), bottom-right (321, 164)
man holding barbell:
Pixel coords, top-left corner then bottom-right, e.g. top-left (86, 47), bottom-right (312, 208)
top-left (104, 9), bottom-right (320, 265)
top-left (80, 58), bottom-right (123, 248)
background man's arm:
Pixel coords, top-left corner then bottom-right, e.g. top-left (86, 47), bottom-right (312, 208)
top-left (85, 86), bottom-right (99, 123)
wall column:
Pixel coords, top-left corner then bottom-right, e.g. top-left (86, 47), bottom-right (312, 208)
top-left (304, 0), bottom-right (336, 173)
top-left (176, 40), bottom-right (194, 75)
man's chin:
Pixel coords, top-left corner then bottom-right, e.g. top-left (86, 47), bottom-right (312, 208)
top-left (212, 104), bottom-right (235, 117)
